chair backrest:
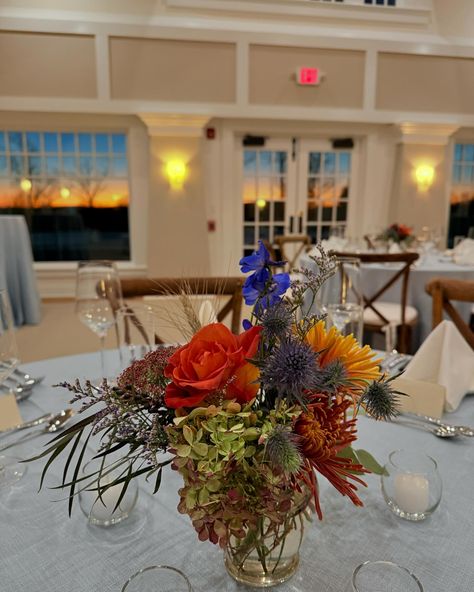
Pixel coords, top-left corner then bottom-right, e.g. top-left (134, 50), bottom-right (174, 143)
top-left (118, 277), bottom-right (244, 343)
top-left (333, 252), bottom-right (419, 326)
top-left (425, 278), bottom-right (474, 349)
top-left (274, 235), bottom-right (311, 269)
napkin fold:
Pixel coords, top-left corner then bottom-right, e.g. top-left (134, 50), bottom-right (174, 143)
top-left (453, 238), bottom-right (474, 265)
top-left (403, 320), bottom-right (474, 412)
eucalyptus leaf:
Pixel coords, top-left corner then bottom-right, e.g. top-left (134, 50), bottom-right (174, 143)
top-left (354, 449), bottom-right (388, 476)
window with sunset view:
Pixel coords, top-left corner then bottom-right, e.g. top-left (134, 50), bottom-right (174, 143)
top-left (0, 130), bottom-right (130, 261)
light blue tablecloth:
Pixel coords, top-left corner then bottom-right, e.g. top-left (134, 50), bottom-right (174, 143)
top-left (0, 215), bottom-right (41, 325)
top-left (1, 351), bottom-right (474, 591)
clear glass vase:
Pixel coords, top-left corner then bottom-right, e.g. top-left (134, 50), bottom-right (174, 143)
top-left (224, 494), bottom-right (310, 588)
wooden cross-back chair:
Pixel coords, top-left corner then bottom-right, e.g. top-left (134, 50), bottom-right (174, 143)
top-left (334, 251), bottom-right (419, 353)
top-left (274, 235), bottom-right (312, 270)
top-left (116, 277), bottom-right (244, 344)
top-left (425, 278), bottom-right (474, 349)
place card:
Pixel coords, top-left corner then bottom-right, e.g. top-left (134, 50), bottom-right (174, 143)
top-left (0, 393), bottom-right (23, 430)
top-left (391, 377), bottom-right (445, 419)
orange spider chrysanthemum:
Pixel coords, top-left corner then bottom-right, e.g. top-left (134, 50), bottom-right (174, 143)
top-left (306, 320), bottom-right (381, 387)
top-left (295, 397), bottom-right (368, 519)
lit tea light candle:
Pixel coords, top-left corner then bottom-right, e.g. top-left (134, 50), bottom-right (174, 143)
top-left (394, 473), bottom-right (429, 514)
top-left (90, 482), bottom-right (124, 522)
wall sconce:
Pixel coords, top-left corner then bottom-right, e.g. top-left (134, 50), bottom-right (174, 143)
top-left (165, 159), bottom-right (187, 191)
top-left (414, 164), bottom-right (435, 192)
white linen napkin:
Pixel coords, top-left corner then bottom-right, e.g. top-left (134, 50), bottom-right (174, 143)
top-left (198, 299), bottom-right (218, 326)
top-left (453, 238), bottom-right (474, 265)
top-left (403, 320), bottom-right (474, 412)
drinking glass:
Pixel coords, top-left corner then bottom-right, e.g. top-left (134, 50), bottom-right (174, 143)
top-left (381, 449), bottom-right (442, 521)
top-left (75, 261), bottom-right (122, 378)
top-left (0, 290), bottom-right (25, 490)
top-left (352, 561), bottom-right (424, 591)
top-left (116, 304), bottom-right (160, 371)
top-left (78, 457), bottom-right (138, 527)
top-left (0, 289), bottom-right (19, 385)
top-left (320, 257), bottom-right (363, 342)
top-left (121, 565), bottom-right (192, 592)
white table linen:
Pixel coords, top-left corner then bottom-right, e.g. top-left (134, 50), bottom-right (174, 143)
top-left (301, 253), bottom-right (474, 347)
top-left (0, 215), bottom-right (41, 325)
top-left (1, 351), bottom-right (474, 591)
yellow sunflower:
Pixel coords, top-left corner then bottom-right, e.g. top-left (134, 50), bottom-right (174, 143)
top-left (306, 320), bottom-right (381, 387)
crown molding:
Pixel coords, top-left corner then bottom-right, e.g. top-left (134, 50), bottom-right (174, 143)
top-left (397, 122), bottom-right (460, 145)
top-left (138, 114), bottom-right (210, 137)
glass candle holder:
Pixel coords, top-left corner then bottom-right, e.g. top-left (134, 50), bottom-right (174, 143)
top-left (352, 561), bottom-right (424, 591)
top-left (121, 565), bottom-right (192, 592)
top-left (381, 450), bottom-right (442, 521)
top-left (78, 458), bottom-right (138, 527)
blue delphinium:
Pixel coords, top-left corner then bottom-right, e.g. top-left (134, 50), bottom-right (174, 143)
top-left (240, 241), bottom-right (289, 311)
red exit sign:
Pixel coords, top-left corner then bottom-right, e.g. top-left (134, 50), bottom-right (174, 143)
top-left (296, 67), bottom-right (321, 86)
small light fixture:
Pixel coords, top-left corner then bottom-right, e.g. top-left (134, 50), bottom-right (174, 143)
top-left (60, 187), bottom-right (71, 199)
top-left (256, 198), bottom-right (267, 209)
top-left (165, 159), bottom-right (187, 191)
top-left (20, 178), bottom-right (32, 192)
top-left (414, 164), bottom-right (435, 192)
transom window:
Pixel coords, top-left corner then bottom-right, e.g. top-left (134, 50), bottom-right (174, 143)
top-left (449, 143), bottom-right (474, 246)
top-left (0, 130), bottom-right (130, 262)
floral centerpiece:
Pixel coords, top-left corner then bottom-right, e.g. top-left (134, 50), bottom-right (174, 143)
top-left (377, 223), bottom-right (414, 248)
top-left (33, 243), bottom-right (400, 588)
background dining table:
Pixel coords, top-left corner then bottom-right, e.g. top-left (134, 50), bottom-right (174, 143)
top-left (1, 351), bottom-right (474, 591)
top-left (0, 215), bottom-right (41, 325)
top-left (300, 252), bottom-right (474, 348)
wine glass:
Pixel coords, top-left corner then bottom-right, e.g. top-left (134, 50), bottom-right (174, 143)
top-left (75, 261), bottom-right (122, 378)
top-left (0, 289), bottom-right (25, 490)
top-left (0, 289), bottom-right (19, 384)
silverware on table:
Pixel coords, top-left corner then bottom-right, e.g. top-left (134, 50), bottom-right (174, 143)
top-left (390, 418), bottom-right (459, 439)
top-left (0, 411), bottom-right (56, 437)
top-left (0, 382), bottom-right (34, 401)
top-left (11, 367), bottom-right (45, 386)
top-left (0, 409), bottom-right (75, 452)
top-left (400, 411), bottom-right (474, 437)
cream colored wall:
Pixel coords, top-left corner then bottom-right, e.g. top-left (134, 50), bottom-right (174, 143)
top-left (389, 143), bottom-right (449, 235)
top-left (147, 135), bottom-right (211, 277)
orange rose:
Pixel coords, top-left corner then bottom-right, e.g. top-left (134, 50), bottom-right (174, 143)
top-left (164, 323), bottom-right (261, 409)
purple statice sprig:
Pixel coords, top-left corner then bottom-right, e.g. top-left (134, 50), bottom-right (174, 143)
top-left (291, 242), bottom-right (337, 335)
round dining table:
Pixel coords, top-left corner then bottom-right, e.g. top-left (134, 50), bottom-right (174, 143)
top-left (0, 215), bottom-right (41, 326)
top-left (1, 351), bottom-right (474, 591)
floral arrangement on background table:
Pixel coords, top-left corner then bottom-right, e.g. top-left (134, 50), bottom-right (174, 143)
top-left (377, 223), bottom-right (414, 249)
top-left (33, 243), bottom-right (400, 588)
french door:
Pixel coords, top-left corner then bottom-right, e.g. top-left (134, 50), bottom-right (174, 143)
top-left (241, 138), bottom-right (355, 257)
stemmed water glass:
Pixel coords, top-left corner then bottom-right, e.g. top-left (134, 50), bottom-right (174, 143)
top-left (75, 261), bottom-right (123, 378)
top-left (0, 289), bottom-right (25, 489)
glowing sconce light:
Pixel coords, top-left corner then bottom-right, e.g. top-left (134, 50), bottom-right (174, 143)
top-left (415, 164), bottom-right (435, 192)
top-left (256, 198), bottom-right (267, 209)
top-left (20, 178), bottom-right (32, 192)
top-left (165, 159), bottom-right (187, 191)
top-left (60, 187), bottom-right (71, 199)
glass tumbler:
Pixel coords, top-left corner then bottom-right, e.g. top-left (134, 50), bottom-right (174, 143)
top-left (352, 561), bottom-right (424, 591)
top-left (121, 565), bottom-right (192, 592)
top-left (78, 458), bottom-right (138, 527)
top-left (381, 449), bottom-right (442, 521)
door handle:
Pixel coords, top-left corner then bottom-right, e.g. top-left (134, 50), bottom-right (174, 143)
top-left (289, 216), bottom-right (294, 233)
top-left (298, 215), bottom-right (303, 233)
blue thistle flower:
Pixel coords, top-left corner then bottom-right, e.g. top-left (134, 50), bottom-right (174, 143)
top-left (314, 359), bottom-right (349, 394)
top-left (265, 426), bottom-right (302, 475)
top-left (261, 339), bottom-right (318, 405)
top-left (261, 301), bottom-right (293, 340)
top-left (360, 377), bottom-right (403, 421)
